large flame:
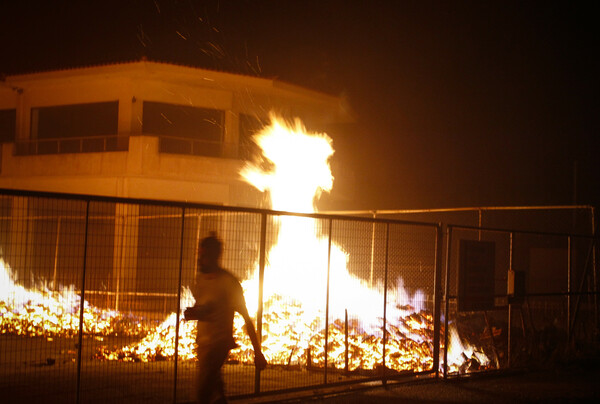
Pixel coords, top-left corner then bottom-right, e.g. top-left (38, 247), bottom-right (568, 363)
top-left (0, 114), bottom-right (490, 375)
top-left (235, 114), bottom-right (487, 372)
top-left (240, 115), bottom-right (333, 214)
top-left (237, 114), bottom-right (488, 373)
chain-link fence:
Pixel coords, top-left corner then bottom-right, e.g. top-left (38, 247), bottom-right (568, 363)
top-left (0, 189), bottom-right (442, 403)
top-left (340, 205), bottom-right (595, 236)
top-left (441, 224), bottom-right (598, 378)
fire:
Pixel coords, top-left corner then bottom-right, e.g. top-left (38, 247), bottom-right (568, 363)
top-left (0, 114), bottom-right (491, 375)
top-left (240, 115), bottom-right (333, 214)
top-left (95, 288), bottom-right (197, 362)
top-left (236, 114), bottom-right (440, 371)
top-left (446, 325), bottom-right (491, 374)
top-left (0, 258), bottom-right (151, 339)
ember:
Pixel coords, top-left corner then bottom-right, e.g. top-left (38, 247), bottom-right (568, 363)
top-left (0, 115), bottom-right (491, 376)
top-left (0, 258), bottom-right (152, 339)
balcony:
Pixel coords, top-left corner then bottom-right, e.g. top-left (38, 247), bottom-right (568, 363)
top-left (157, 135), bottom-right (239, 159)
top-left (13, 134), bottom-right (251, 161)
top-left (15, 135), bottom-right (128, 155)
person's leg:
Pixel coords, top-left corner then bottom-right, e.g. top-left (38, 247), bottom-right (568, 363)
top-left (213, 367), bottom-right (226, 404)
top-left (196, 345), bottom-right (230, 404)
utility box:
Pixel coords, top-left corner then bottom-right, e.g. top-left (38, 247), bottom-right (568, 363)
top-left (507, 269), bottom-right (526, 303)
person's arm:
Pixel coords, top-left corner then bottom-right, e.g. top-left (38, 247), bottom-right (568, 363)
top-left (233, 279), bottom-right (267, 370)
top-left (241, 310), bottom-right (267, 370)
top-left (184, 304), bottom-right (213, 320)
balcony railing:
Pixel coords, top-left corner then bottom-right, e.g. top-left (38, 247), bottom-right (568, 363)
top-left (157, 135), bottom-right (239, 159)
top-left (13, 134), bottom-right (254, 160)
top-left (15, 135), bottom-right (129, 155)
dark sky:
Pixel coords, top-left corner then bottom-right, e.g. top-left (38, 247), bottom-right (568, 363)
top-left (1, 0), bottom-right (597, 210)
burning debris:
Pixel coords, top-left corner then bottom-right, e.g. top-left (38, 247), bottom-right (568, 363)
top-left (90, 115), bottom-right (489, 373)
top-left (447, 325), bottom-right (491, 374)
top-left (0, 115), bottom-right (491, 376)
top-left (1, 252), bottom-right (486, 373)
top-left (0, 258), bottom-right (152, 340)
top-left (91, 293), bottom-right (438, 372)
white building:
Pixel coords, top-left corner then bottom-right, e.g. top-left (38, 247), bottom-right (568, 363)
top-left (0, 60), bottom-right (351, 206)
top-left (0, 61), bottom-right (352, 300)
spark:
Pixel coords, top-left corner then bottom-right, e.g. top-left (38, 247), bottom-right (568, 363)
top-left (160, 113), bottom-right (172, 125)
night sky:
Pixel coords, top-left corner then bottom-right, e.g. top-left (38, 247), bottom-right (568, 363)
top-left (1, 1), bottom-right (597, 211)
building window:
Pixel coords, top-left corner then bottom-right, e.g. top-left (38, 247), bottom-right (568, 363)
top-left (23, 101), bottom-right (120, 154)
top-left (142, 101), bottom-right (225, 158)
top-left (0, 109), bottom-right (16, 143)
top-left (239, 114), bottom-right (263, 160)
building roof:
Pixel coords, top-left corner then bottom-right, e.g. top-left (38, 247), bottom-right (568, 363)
top-left (2, 59), bottom-right (353, 123)
top-left (3, 57), bottom-right (339, 98)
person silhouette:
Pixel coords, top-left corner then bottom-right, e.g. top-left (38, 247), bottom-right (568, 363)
top-left (185, 232), bottom-right (266, 403)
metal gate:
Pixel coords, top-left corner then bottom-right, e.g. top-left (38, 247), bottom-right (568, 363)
top-left (1, 189), bottom-right (444, 403)
top-left (442, 223), bottom-right (598, 377)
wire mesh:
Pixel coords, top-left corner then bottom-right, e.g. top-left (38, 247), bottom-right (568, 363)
top-left (384, 223), bottom-right (438, 377)
top-left (2, 189), bottom-right (596, 402)
top-left (80, 202), bottom-right (183, 402)
top-left (0, 191), bottom-right (441, 402)
top-left (442, 224), bottom-right (598, 377)
top-left (1, 196), bottom-right (87, 403)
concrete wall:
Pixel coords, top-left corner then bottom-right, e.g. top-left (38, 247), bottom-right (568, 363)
top-left (0, 136), bottom-right (244, 205)
top-left (0, 61), bottom-right (351, 207)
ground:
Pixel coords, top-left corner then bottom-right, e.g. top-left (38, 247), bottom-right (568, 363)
top-left (3, 334), bottom-right (599, 403)
top-left (239, 358), bottom-right (600, 403)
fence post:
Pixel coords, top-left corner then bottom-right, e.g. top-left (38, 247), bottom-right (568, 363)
top-left (344, 309), bottom-right (349, 375)
top-left (52, 216), bottom-right (62, 287)
top-left (567, 236), bottom-right (572, 343)
top-left (369, 211), bottom-right (377, 287)
top-left (443, 225), bottom-right (453, 379)
top-left (382, 222), bottom-right (390, 384)
top-left (569, 212), bottom-right (598, 340)
top-left (254, 212), bottom-right (267, 394)
top-left (324, 218), bottom-right (333, 384)
top-left (478, 209), bottom-right (482, 241)
top-left (432, 223), bottom-right (443, 377)
top-left (592, 207), bottom-right (598, 338)
top-left (76, 200), bottom-right (90, 404)
top-left (173, 207), bottom-right (186, 403)
top-left (508, 232), bottom-right (513, 368)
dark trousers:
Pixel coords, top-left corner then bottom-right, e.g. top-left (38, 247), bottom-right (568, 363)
top-left (196, 343), bottom-right (230, 404)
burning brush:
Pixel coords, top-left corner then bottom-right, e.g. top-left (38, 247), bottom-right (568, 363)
top-left (0, 258), bottom-right (152, 340)
top-left (1, 115), bottom-right (492, 375)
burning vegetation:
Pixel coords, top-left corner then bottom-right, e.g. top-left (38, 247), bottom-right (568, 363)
top-left (0, 115), bottom-right (490, 375)
top-left (0, 259), bottom-right (152, 340)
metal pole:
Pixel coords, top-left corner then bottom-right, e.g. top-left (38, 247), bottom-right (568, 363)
top-left (569, 212), bottom-right (597, 339)
top-left (52, 216), bottom-right (61, 286)
top-left (254, 213), bottom-right (267, 394)
top-left (173, 208), bottom-right (186, 403)
top-left (432, 223), bottom-right (443, 377)
top-left (382, 223), bottom-right (390, 384)
top-left (567, 236), bottom-right (572, 343)
top-left (321, 204), bottom-right (596, 217)
top-left (483, 311), bottom-right (500, 369)
top-left (443, 226), bottom-right (452, 379)
top-left (369, 211), bottom-right (376, 287)
top-left (324, 218), bottom-right (333, 384)
top-left (344, 309), bottom-right (349, 375)
top-left (508, 232), bottom-right (513, 368)
top-left (592, 207), bottom-right (598, 337)
top-left (76, 200), bottom-right (90, 404)
top-left (115, 207), bottom-right (124, 312)
top-left (478, 209), bottom-right (482, 241)
top-left (193, 213), bottom-right (202, 284)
